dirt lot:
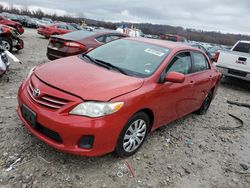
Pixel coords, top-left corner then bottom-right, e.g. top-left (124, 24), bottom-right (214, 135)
top-left (0, 28), bottom-right (250, 188)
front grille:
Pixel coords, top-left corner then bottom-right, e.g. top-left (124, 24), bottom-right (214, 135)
top-left (35, 122), bottom-right (63, 143)
top-left (27, 79), bottom-right (69, 110)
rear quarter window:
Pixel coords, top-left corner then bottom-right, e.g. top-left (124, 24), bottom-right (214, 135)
top-left (96, 35), bottom-right (105, 43)
top-left (105, 34), bottom-right (125, 43)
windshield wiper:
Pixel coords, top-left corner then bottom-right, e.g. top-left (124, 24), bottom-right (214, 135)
top-left (81, 54), bottom-right (128, 75)
top-left (82, 54), bottom-right (112, 69)
top-left (94, 59), bottom-right (128, 75)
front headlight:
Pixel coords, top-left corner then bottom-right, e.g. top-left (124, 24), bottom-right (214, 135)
top-left (69, 102), bottom-right (124, 117)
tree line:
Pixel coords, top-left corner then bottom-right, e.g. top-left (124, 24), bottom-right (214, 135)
top-left (1, 5), bottom-right (249, 46)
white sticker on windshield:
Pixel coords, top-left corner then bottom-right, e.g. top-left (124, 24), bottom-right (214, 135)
top-left (144, 48), bottom-right (164, 57)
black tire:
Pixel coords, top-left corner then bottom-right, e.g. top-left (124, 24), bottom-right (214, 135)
top-left (0, 37), bottom-right (13, 52)
top-left (196, 91), bottom-right (213, 115)
top-left (115, 112), bottom-right (150, 157)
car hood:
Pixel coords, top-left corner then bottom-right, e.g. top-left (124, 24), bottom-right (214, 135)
top-left (34, 56), bottom-right (144, 101)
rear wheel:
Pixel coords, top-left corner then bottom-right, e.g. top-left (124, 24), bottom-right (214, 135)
top-left (116, 112), bottom-right (149, 157)
top-left (196, 91), bottom-right (213, 115)
top-left (0, 37), bottom-right (13, 52)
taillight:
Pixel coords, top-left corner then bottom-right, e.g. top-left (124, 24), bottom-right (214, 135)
top-left (213, 52), bottom-right (220, 62)
top-left (64, 41), bottom-right (85, 49)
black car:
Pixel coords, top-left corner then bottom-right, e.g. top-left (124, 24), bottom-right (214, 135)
top-left (23, 17), bottom-right (38, 28)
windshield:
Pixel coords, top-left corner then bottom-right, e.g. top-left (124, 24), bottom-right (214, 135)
top-left (85, 39), bottom-right (170, 77)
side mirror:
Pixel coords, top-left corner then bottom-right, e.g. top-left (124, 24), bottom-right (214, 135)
top-left (165, 72), bottom-right (185, 83)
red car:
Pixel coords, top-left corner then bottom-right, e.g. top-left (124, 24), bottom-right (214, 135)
top-left (0, 24), bottom-right (24, 52)
top-left (0, 16), bottom-right (24, 35)
top-left (17, 38), bottom-right (221, 157)
top-left (47, 30), bottom-right (128, 60)
top-left (160, 34), bottom-right (186, 42)
top-left (38, 24), bottom-right (77, 38)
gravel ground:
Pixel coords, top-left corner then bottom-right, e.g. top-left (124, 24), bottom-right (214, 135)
top-left (0, 28), bottom-right (250, 188)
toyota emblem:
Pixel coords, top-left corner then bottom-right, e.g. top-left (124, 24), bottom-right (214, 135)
top-left (33, 88), bottom-right (40, 97)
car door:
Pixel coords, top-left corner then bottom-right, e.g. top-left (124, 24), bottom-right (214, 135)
top-left (154, 51), bottom-right (196, 127)
top-left (190, 51), bottom-right (213, 109)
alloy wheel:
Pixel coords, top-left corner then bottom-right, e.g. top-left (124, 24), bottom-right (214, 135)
top-left (123, 119), bottom-right (147, 153)
top-left (1, 40), bottom-right (11, 51)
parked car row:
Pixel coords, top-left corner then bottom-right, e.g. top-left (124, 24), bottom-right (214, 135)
top-left (0, 12), bottom-right (54, 29)
top-left (0, 15), bottom-right (24, 34)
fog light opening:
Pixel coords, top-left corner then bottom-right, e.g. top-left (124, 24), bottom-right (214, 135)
top-left (78, 135), bottom-right (94, 149)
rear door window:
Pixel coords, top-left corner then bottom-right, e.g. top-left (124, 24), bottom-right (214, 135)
top-left (167, 52), bottom-right (192, 75)
top-left (192, 52), bottom-right (209, 72)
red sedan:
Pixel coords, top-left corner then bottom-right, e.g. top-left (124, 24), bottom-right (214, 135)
top-left (17, 38), bottom-right (221, 157)
top-left (0, 16), bottom-right (24, 35)
top-left (38, 24), bottom-right (77, 38)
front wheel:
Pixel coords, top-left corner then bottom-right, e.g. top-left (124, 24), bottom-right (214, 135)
top-left (116, 112), bottom-right (149, 157)
top-left (0, 37), bottom-right (13, 52)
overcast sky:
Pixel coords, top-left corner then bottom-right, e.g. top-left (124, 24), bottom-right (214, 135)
top-left (0, 0), bottom-right (250, 35)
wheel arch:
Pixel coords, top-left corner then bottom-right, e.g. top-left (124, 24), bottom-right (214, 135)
top-left (135, 108), bottom-right (155, 132)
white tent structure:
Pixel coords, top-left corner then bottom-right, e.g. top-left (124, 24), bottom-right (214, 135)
top-left (116, 25), bottom-right (143, 37)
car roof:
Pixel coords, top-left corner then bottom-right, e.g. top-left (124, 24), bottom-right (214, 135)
top-left (93, 30), bottom-right (128, 36)
top-left (126, 37), bottom-right (192, 50)
top-left (238, 40), bottom-right (250, 44)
